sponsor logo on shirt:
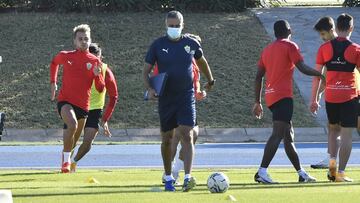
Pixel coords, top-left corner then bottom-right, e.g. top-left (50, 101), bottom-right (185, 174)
top-left (86, 62), bottom-right (92, 70)
top-left (265, 88), bottom-right (275, 94)
top-left (162, 48), bottom-right (169, 53)
top-left (330, 57), bottom-right (347, 65)
top-left (67, 60), bottom-right (73, 65)
top-left (327, 81), bottom-right (352, 90)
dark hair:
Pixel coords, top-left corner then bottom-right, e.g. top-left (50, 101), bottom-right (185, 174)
top-left (166, 10), bottom-right (183, 23)
top-left (274, 20), bottom-right (291, 39)
top-left (89, 43), bottom-right (101, 56)
top-left (314, 16), bottom-right (335, 32)
top-left (336, 13), bottom-right (353, 32)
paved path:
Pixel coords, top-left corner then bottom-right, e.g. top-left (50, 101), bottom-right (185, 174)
top-left (253, 7), bottom-right (360, 126)
top-left (0, 143), bottom-right (359, 169)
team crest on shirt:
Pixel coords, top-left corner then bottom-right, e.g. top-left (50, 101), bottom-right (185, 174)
top-left (184, 45), bottom-right (195, 55)
top-left (184, 45), bottom-right (191, 53)
top-left (86, 62), bottom-right (92, 70)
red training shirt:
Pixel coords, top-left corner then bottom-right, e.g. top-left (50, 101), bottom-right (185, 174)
top-left (50, 49), bottom-right (105, 111)
top-left (258, 39), bottom-right (304, 107)
top-left (316, 37), bottom-right (360, 103)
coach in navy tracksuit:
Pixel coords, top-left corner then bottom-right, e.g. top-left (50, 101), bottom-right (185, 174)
top-left (143, 10), bottom-right (215, 192)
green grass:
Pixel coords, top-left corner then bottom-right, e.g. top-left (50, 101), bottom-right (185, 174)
top-left (1, 168), bottom-right (359, 203)
top-left (0, 11), bottom-right (317, 129)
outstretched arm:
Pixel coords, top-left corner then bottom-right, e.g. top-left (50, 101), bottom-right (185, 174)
top-left (296, 61), bottom-right (325, 80)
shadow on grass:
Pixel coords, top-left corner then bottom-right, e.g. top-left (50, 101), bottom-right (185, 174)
top-left (11, 181), bottom-right (360, 198)
top-left (0, 178), bottom-right (36, 184)
top-left (0, 171), bottom-right (57, 176)
top-left (13, 189), bottom-right (159, 198)
top-left (208, 181), bottom-right (360, 191)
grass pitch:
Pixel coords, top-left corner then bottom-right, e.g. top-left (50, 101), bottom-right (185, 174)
top-left (1, 168), bottom-right (359, 203)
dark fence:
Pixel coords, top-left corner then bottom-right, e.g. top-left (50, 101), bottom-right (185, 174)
top-left (0, 0), bottom-right (264, 12)
top-left (343, 0), bottom-right (360, 7)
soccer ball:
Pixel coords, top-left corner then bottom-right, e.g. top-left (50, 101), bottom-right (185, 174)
top-left (207, 172), bottom-right (230, 193)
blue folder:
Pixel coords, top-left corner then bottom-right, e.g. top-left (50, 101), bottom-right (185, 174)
top-left (144, 73), bottom-right (168, 100)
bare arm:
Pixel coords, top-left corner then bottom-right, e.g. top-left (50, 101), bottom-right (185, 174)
top-left (295, 61), bottom-right (324, 79)
top-left (309, 64), bottom-right (326, 114)
top-left (143, 63), bottom-right (153, 89)
top-left (143, 63), bottom-right (156, 99)
top-left (253, 66), bottom-right (265, 119)
top-left (254, 66), bottom-right (265, 104)
top-left (195, 56), bottom-right (214, 91)
top-left (310, 64), bottom-right (326, 102)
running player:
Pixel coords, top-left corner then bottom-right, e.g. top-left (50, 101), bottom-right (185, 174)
top-left (50, 24), bottom-right (105, 173)
top-left (253, 20), bottom-right (323, 184)
top-left (311, 13), bottom-right (360, 182)
top-left (70, 43), bottom-right (118, 172)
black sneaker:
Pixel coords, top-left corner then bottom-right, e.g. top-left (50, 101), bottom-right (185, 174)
top-left (310, 158), bottom-right (329, 169)
top-left (254, 172), bottom-right (277, 184)
top-left (298, 172), bottom-right (316, 183)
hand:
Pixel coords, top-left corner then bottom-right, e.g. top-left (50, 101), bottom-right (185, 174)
top-left (319, 74), bottom-right (326, 81)
top-left (50, 83), bottom-right (57, 101)
top-left (100, 121), bottom-right (112, 137)
top-left (252, 102), bottom-right (263, 119)
top-left (309, 101), bottom-right (321, 116)
top-left (195, 90), bottom-right (207, 101)
top-left (148, 88), bottom-right (157, 100)
top-left (205, 79), bottom-right (215, 92)
top-left (93, 63), bottom-right (102, 76)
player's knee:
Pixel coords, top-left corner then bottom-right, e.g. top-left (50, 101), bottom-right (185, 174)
top-left (193, 126), bottom-right (199, 141)
top-left (272, 121), bottom-right (290, 139)
top-left (67, 119), bottom-right (78, 131)
top-left (284, 133), bottom-right (294, 143)
top-left (329, 125), bottom-right (341, 135)
top-left (182, 132), bottom-right (193, 144)
top-left (162, 135), bottom-right (172, 145)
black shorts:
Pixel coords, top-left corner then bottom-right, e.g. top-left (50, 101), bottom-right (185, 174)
top-left (269, 98), bottom-right (293, 123)
top-left (85, 109), bottom-right (102, 129)
top-left (326, 98), bottom-right (358, 128)
top-left (57, 101), bottom-right (88, 129)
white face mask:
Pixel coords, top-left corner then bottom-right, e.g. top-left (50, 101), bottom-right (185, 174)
top-left (167, 27), bottom-right (182, 39)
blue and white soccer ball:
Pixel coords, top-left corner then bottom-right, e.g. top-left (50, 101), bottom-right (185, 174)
top-left (207, 172), bottom-right (230, 193)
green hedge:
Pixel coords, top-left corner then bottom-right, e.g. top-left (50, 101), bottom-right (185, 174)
top-left (343, 0), bottom-right (360, 7)
top-left (0, 0), bottom-right (261, 12)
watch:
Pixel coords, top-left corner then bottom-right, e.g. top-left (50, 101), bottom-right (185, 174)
top-left (208, 79), bottom-right (216, 86)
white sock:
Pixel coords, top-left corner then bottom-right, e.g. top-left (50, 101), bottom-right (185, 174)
top-left (63, 152), bottom-right (71, 163)
top-left (172, 158), bottom-right (184, 173)
top-left (165, 175), bottom-right (174, 182)
top-left (184, 174), bottom-right (191, 180)
top-left (258, 167), bottom-right (267, 175)
top-left (297, 168), bottom-right (306, 176)
top-left (71, 157), bottom-right (77, 163)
